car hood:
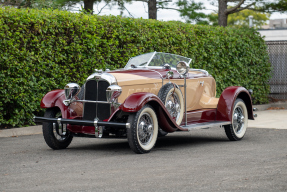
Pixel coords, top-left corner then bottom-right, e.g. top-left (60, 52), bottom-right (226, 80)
top-left (109, 69), bottom-right (163, 86)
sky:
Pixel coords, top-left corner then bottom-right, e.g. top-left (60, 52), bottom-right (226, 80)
top-left (71, 0), bottom-right (287, 23)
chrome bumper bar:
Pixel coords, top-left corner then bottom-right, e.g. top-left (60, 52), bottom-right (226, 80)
top-left (33, 116), bottom-right (130, 128)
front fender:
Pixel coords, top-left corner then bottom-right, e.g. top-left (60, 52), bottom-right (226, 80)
top-left (119, 92), bottom-right (162, 112)
top-left (40, 90), bottom-right (70, 118)
top-left (40, 89), bottom-right (65, 108)
top-left (118, 92), bottom-right (186, 133)
top-left (216, 86), bottom-right (254, 122)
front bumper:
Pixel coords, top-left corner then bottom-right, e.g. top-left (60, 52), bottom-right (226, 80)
top-left (33, 116), bottom-right (130, 137)
top-left (33, 116), bottom-right (130, 128)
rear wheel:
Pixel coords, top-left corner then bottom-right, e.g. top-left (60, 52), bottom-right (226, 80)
top-left (224, 99), bottom-right (248, 141)
top-left (127, 105), bottom-right (158, 154)
top-left (42, 108), bottom-right (73, 149)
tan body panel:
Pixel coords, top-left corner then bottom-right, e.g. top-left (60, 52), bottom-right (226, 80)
top-left (112, 73), bottom-right (162, 103)
top-left (112, 72), bottom-right (218, 111)
top-left (169, 76), bottom-right (217, 111)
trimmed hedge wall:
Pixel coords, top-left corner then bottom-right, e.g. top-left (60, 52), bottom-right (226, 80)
top-left (0, 7), bottom-right (271, 127)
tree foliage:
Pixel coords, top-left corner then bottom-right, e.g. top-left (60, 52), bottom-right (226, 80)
top-left (206, 9), bottom-right (270, 28)
top-left (175, 0), bottom-right (207, 23)
top-left (179, 0), bottom-right (286, 27)
top-left (228, 9), bottom-right (270, 28)
top-left (261, 0), bottom-right (287, 13)
top-left (0, 0), bottom-right (62, 9)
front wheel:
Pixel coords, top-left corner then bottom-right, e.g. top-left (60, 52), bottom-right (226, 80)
top-left (127, 104), bottom-right (158, 154)
top-left (42, 108), bottom-right (73, 149)
top-left (224, 98), bottom-right (248, 141)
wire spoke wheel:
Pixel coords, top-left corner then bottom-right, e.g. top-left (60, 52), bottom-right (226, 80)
top-left (224, 98), bottom-right (248, 141)
top-left (127, 104), bottom-right (158, 154)
top-left (232, 106), bottom-right (245, 134)
top-left (138, 113), bottom-right (154, 146)
top-left (165, 91), bottom-right (181, 122)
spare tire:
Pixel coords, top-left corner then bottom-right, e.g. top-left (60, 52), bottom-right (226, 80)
top-left (157, 83), bottom-right (184, 136)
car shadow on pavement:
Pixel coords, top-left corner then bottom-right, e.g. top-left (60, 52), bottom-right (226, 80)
top-left (64, 129), bottom-right (234, 154)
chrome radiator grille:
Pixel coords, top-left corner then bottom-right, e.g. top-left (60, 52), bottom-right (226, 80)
top-left (83, 79), bottom-right (111, 120)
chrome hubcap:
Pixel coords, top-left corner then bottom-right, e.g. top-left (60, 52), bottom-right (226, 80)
top-left (138, 113), bottom-right (154, 145)
top-left (165, 92), bottom-right (181, 121)
top-left (233, 106), bottom-right (245, 134)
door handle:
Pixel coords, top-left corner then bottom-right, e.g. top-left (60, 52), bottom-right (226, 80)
top-left (200, 81), bottom-right (204, 86)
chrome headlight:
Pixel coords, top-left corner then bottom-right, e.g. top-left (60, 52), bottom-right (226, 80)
top-left (176, 61), bottom-right (189, 75)
top-left (64, 83), bottom-right (81, 100)
top-left (106, 85), bottom-right (122, 103)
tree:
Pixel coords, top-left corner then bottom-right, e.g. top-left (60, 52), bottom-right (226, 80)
top-left (217, 0), bottom-right (259, 27)
top-left (206, 9), bottom-right (270, 28)
top-left (261, 0), bottom-right (287, 13)
top-left (175, 0), bottom-right (207, 23)
top-left (217, 0), bottom-right (287, 27)
top-left (0, 0), bottom-right (62, 9)
top-left (56, 0), bottom-right (206, 22)
top-left (56, 0), bottom-right (98, 14)
top-left (228, 9), bottom-right (270, 28)
top-left (0, 0), bottom-right (32, 8)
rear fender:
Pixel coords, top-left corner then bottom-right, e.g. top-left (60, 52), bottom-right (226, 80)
top-left (216, 86), bottom-right (254, 122)
top-left (119, 92), bottom-right (180, 132)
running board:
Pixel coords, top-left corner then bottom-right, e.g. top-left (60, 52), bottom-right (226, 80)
top-left (181, 121), bottom-right (231, 131)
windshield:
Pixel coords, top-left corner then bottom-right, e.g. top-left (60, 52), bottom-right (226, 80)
top-left (125, 52), bottom-right (191, 69)
top-left (125, 52), bottom-right (155, 68)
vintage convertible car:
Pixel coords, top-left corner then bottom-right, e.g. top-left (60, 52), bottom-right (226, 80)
top-left (34, 52), bottom-right (255, 154)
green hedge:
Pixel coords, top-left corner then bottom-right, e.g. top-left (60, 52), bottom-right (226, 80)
top-left (0, 7), bottom-right (271, 127)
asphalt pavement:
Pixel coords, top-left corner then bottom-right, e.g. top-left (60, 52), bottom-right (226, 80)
top-left (1, 124), bottom-right (287, 192)
top-left (1, 109), bottom-right (287, 191)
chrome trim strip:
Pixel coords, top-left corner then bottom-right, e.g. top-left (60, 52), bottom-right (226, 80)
top-left (96, 80), bottom-right (98, 118)
top-left (94, 119), bottom-right (98, 127)
top-left (97, 126), bottom-right (103, 138)
top-left (190, 69), bottom-right (209, 76)
top-left (57, 118), bottom-right (63, 135)
top-left (67, 100), bottom-right (112, 104)
top-left (146, 51), bottom-right (157, 66)
top-left (126, 123), bottom-right (130, 129)
top-left (150, 69), bottom-right (163, 86)
top-left (184, 75), bottom-right (187, 126)
top-left (82, 82), bottom-right (87, 119)
top-left (182, 121), bottom-right (230, 131)
top-left (34, 116), bottom-right (128, 128)
top-left (86, 72), bottom-right (117, 85)
top-left (187, 59), bottom-right (192, 65)
top-left (63, 124), bottom-right (67, 135)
